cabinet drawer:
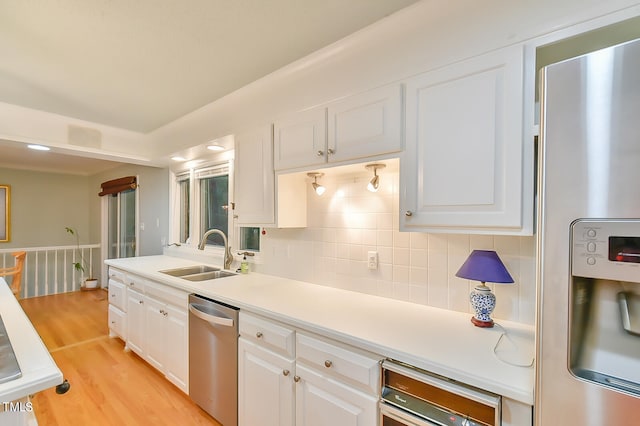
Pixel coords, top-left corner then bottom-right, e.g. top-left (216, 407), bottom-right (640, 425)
top-left (108, 305), bottom-right (126, 339)
top-left (125, 273), bottom-right (146, 292)
top-left (108, 279), bottom-right (126, 311)
top-left (296, 333), bottom-right (380, 394)
top-left (239, 312), bottom-right (295, 358)
top-left (108, 267), bottom-right (126, 283)
top-left (145, 279), bottom-right (189, 307)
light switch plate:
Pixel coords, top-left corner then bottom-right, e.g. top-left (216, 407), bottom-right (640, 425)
top-left (367, 251), bottom-right (378, 270)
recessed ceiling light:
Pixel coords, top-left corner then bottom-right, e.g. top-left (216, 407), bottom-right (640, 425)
top-left (27, 144), bottom-right (50, 151)
top-left (171, 156), bottom-right (187, 161)
top-left (207, 144), bottom-right (225, 152)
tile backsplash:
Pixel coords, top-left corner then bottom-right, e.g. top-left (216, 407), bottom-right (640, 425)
top-left (255, 170), bottom-right (536, 326)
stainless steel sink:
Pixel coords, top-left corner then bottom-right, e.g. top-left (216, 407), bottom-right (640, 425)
top-left (180, 270), bottom-right (237, 281)
top-left (159, 265), bottom-right (220, 277)
top-left (159, 265), bottom-right (237, 281)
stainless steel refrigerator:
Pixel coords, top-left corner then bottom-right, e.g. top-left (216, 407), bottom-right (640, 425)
top-left (537, 38), bottom-right (640, 424)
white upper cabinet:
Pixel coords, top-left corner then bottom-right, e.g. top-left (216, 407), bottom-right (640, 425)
top-left (234, 124), bottom-right (276, 226)
top-left (327, 83), bottom-right (403, 164)
top-left (274, 108), bottom-right (327, 171)
top-left (274, 83), bottom-right (403, 171)
top-left (401, 44), bottom-right (534, 235)
top-left (235, 124), bottom-right (307, 228)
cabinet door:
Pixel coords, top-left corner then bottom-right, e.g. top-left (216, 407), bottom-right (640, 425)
top-left (327, 84), bottom-right (403, 163)
top-left (238, 338), bottom-right (295, 426)
top-left (144, 295), bottom-right (166, 372)
top-left (295, 364), bottom-right (377, 426)
top-left (108, 278), bottom-right (126, 311)
top-left (126, 288), bottom-right (145, 357)
top-left (164, 303), bottom-right (188, 393)
top-left (401, 44), bottom-right (532, 235)
top-left (273, 107), bottom-right (327, 171)
top-left (108, 304), bottom-right (126, 340)
top-left (234, 124), bottom-right (276, 226)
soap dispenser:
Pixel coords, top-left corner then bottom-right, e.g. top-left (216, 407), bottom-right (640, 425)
top-left (237, 251), bottom-right (254, 274)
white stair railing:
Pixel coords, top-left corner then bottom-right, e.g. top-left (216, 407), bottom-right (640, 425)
top-left (0, 245), bottom-right (101, 298)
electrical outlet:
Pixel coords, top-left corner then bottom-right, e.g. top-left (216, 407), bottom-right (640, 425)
top-left (367, 251), bottom-right (378, 270)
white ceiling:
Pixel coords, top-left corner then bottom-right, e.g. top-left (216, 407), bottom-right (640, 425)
top-left (0, 0), bottom-right (420, 134)
top-left (0, 0), bottom-right (421, 175)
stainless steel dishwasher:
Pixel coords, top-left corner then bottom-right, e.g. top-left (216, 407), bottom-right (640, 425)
top-left (189, 294), bottom-right (239, 426)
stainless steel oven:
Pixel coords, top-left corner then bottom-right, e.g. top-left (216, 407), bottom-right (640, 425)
top-left (380, 360), bottom-right (501, 426)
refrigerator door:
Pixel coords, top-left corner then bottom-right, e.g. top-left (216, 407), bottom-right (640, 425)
top-left (537, 38), bottom-right (640, 425)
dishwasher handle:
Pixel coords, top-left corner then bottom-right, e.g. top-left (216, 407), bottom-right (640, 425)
top-left (189, 303), bottom-right (234, 327)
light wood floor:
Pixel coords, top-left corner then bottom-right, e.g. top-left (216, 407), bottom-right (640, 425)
top-left (19, 290), bottom-right (220, 426)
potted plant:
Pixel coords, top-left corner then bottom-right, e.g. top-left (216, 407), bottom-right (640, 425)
top-left (65, 227), bottom-right (98, 289)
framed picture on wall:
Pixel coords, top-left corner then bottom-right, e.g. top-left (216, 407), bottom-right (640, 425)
top-left (0, 185), bottom-right (9, 242)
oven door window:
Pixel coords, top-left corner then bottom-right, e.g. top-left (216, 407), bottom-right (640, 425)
top-left (380, 403), bottom-right (438, 426)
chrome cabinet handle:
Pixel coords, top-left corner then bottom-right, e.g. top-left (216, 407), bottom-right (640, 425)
top-left (405, 211), bottom-right (413, 217)
top-left (327, 148), bottom-right (334, 155)
top-left (256, 331), bottom-right (263, 338)
top-left (324, 360), bottom-right (333, 368)
top-left (316, 150), bottom-right (324, 156)
top-left (294, 375), bottom-right (301, 383)
top-left (283, 370), bottom-right (290, 377)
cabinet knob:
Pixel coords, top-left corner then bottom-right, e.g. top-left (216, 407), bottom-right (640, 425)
top-left (293, 375), bottom-right (301, 383)
top-left (111, 321), bottom-right (115, 325)
top-left (324, 360), bottom-right (333, 368)
top-left (327, 148), bottom-right (334, 155)
top-left (405, 211), bottom-right (413, 217)
top-left (138, 300), bottom-right (143, 304)
top-left (111, 294), bottom-right (115, 297)
top-left (129, 282), bottom-right (135, 286)
top-left (283, 370), bottom-right (290, 377)
top-left (316, 150), bottom-right (324, 156)
top-left (256, 331), bottom-right (263, 339)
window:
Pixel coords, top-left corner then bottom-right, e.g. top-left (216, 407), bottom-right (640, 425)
top-left (176, 172), bottom-right (190, 244)
top-left (173, 161), bottom-right (260, 253)
top-left (199, 174), bottom-right (228, 246)
top-left (194, 164), bottom-right (230, 248)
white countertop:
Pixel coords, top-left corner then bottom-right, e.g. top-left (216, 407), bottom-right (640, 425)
top-left (0, 278), bottom-right (63, 402)
top-left (106, 255), bottom-right (535, 405)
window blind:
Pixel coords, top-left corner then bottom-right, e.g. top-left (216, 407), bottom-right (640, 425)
top-left (98, 176), bottom-right (137, 196)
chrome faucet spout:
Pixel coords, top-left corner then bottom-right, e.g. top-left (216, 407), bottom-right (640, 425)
top-left (198, 229), bottom-right (233, 270)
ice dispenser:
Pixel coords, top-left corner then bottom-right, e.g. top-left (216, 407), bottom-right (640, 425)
top-left (569, 219), bottom-right (640, 396)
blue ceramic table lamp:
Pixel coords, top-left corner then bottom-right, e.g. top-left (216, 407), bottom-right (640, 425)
top-left (455, 250), bottom-right (514, 327)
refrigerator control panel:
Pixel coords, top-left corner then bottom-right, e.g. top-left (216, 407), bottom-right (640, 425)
top-left (572, 219), bottom-right (640, 283)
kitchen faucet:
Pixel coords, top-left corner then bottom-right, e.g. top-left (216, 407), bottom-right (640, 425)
top-left (198, 229), bottom-right (234, 270)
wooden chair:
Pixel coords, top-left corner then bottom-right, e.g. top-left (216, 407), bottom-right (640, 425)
top-left (0, 251), bottom-right (26, 298)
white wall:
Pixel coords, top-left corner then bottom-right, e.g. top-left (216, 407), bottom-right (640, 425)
top-left (254, 170), bottom-right (536, 325)
top-left (0, 167), bottom-right (92, 247)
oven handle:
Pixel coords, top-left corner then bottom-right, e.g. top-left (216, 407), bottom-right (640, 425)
top-left (379, 402), bottom-right (438, 426)
top-left (188, 303), bottom-right (234, 327)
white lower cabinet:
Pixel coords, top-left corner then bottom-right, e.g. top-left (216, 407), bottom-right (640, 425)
top-left (238, 312), bottom-right (380, 426)
top-left (238, 338), bottom-right (295, 426)
top-left (108, 304), bottom-right (126, 339)
top-left (110, 267), bottom-right (189, 395)
top-left (107, 275), bottom-right (127, 339)
top-left (295, 363), bottom-right (377, 426)
top-left (144, 293), bottom-right (189, 393)
top-left (126, 287), bottom-right (146, 357)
